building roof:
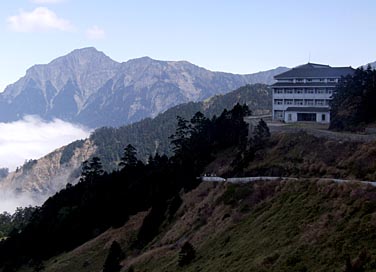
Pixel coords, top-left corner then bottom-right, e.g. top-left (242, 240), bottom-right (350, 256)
top-left (271, 82), bottom-right (337, 87)
top-left (285, 107), bottom-right (330, 113)
top-left (274, 63), bottom-right (355, 79)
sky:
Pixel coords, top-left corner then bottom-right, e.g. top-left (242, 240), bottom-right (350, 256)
top-left (0, 0), bottom-right (376, 92)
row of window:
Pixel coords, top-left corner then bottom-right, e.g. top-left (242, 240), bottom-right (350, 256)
top-left (274, 110), bottom-right (327, 122)
top-left (274, 88), bottom-right (333, 94)
top-left (278, 78), bottom-right (338, 83)
top-left (274, 99), bottom-right (330, 106)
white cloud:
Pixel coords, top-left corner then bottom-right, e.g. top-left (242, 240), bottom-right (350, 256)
top-left (7, 7), bottom-right (73, 32)
top-left (86, 25), bottom-right (105, 40)
top-left (0, 190), bottom-right (36, 213)
top-left (30, 0), bottom-right (66, 3)
top-left (0, 115), bottom-right (91, 171)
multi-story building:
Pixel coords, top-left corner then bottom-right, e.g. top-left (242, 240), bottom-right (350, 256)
top-left (272, 63), bottom-right (354, 123)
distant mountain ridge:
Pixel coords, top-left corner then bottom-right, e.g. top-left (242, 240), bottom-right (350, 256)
top-left (0, 47), bottom-right (288, 128)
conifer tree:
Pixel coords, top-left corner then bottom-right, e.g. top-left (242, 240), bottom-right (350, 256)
top-left (178, 241), bottom-right (196, 266)
top-left (80, 156), bottom-right (104, 183)
top-left (119, 144), bottom-right (138, 168)
top-left (103, 241), bottom-right (124, 272)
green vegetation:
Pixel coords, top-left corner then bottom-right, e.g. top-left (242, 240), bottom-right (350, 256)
top-left (0, 207), bottom-right (36, 238)
top-left (90, 84), bottom-right (270, 170)
top-left (103, 241), bottom-right (124, 272)
top-left (0, 104), bottom-right (251, 271)
top-left (330, 66), bottom-right (376, 131)
top-left (129, 180), bottom-right (376, 272)
top-left (178, 242), bottom-right (196, 267)
top-left (60, 139), bottom-right (85, 165)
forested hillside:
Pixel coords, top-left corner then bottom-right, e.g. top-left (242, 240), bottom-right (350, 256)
top-left (330, 65), bottom-right (376, 131)
top-left (90, 84), bottom-right (271, 170)
top-left (0, 104), bottom-right (252, 271)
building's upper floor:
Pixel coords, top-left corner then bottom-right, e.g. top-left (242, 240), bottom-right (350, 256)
top-left (273, 63), bottom-right (355, 83)
top-left (272, 63), bottom-right (355, 98)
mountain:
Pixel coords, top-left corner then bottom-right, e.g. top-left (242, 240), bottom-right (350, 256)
top-left (0, 47), bottom-right (288, 128)
top-left (0, 84), bottom-right (271, 205)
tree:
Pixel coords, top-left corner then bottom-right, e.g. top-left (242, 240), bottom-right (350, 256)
top-left (250, 119), bottom-right (270, 150)
top-left (80, 157), bottom-right (104, 183)
top-left (103, 241), bottom-right (124, 272)
top-left (178, 241), bottom-right (196, 267)
top-left (169, 116), bottom-right (191, 159)
top-left (119, 144), bottom-right (138, 169)
top-left (330, 66), bottom-right (376, 131)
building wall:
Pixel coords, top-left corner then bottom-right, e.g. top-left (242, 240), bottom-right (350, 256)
top-left (283, 111), bottom-right (330, 123)
top-left (272, 84), bottom-right (335, 122)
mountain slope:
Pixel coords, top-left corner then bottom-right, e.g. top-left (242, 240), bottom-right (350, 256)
top-left (2, 106), bottom-right (376, 271)
top-left (0, 47), bottom-right (288, 128)
top-left (13, 179), bottom-right (376, 272)
top-left (0, 84), bottom-right (271, 203)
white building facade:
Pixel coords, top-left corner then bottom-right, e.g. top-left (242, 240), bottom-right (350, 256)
top-left (272, 63), bottom-right (354, 123)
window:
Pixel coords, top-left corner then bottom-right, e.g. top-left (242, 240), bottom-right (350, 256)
top-left (306, 79), bottom-right (312, 82)
top-left (294, 99), bottom-right (304, 105)
top-left (316, 99), bottom-right (325, 106)
top-left (274, 99), bottom-right (283, 105)
top-left (328, 78), bottom-right (336, 82)
top-left (295, 89), bottom-right (303, 94)
top-left (306, 88), bottom-right (314, 94)
top-left (274, 110), bottom-right (283, 119)
top-left (327, 89), bottom-right (333, 94)
top-left (285, 99), bottom-right (293, 105)
top-left (322, 114), bottom-right (326, 121)
top-left (296, 79), bottom-right (304, 83)
top-left (274, 88), bottom-right (284, 94)
top-left (305, 99), bottom-right (314, 105)
top-left (297, 113), bottom-right (316, 122)
top-left (285, 89), bottom-right (293, 94)
top-left (288, 114), bottom-right (292, 121)
top-left (316, 88), bottom-right (325, 94)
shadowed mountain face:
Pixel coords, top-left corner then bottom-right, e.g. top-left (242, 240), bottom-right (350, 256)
top-left (0, 47), bottom-right (288, 128)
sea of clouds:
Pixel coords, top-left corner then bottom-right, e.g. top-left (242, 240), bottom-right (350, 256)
top-left (0, 115), bottom-right (91, 171)
top-left (0, 115), bottom-right (91, 213)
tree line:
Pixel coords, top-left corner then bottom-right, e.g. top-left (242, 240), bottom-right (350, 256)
top-left (330, 65), bottom-right (376, 131)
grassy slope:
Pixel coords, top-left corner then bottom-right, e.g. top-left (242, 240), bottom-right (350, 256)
top-left (133, 180), bottom-right (376, 272)
top-left (34, 179), bottom-right (376, 272)
top-left (206, 131), bottom-right (376, 180)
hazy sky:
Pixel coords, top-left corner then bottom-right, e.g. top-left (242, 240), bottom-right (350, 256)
top-left (0, 0), bottom-right (375, 91)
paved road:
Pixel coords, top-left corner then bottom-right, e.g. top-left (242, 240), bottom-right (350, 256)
top-left (201, 176), bottom-right (376, 187)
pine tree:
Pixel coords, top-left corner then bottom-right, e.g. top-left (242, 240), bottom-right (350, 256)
top-left (119, 144), bottom-right (138, 169)
top-left (80, 156), bottom-right (104, 183)
top-left (250, 119), bottom-right (270, 150)
top-left (103, 241), bottom-right (124, 272)
top-left (169, 116), bottom-right (191, 159)
top-left (178, 242), bottom-right (196, 267)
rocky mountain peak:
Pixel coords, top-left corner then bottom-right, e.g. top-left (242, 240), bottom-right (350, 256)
top-left (0, 48), bottom-right (290, 127)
